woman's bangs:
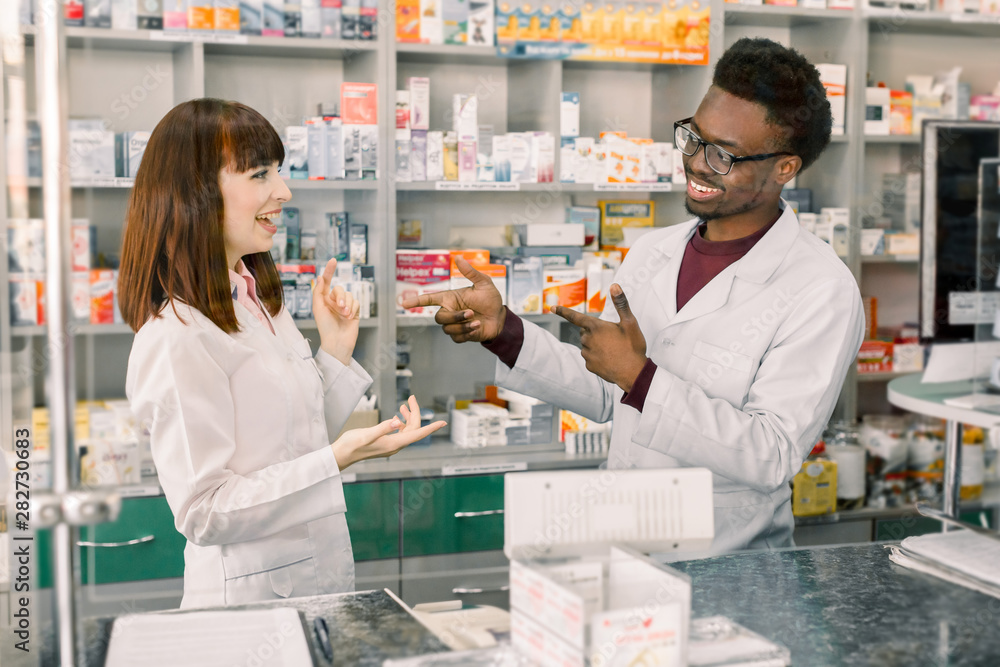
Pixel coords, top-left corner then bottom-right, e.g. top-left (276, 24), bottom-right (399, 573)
top-left (220, 107), bottom-right (285, 172)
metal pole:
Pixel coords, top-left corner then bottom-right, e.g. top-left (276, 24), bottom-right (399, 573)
top-left (35, 0), bottom-right (79, 664)
top-left (943, 419), bottom-right (963, 522)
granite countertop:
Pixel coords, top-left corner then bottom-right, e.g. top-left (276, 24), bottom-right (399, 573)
top-left (671, 542), bottom-right (1000, 666)
top-left (27, 589), bottom-right (450, 667)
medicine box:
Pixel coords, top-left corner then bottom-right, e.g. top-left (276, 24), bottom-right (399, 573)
top-left (420, 0), bottom-right (443, 43)
top-left (865, 87), bottom-right (890, 136)
top-left (443, 0), bottom-right (469, 44)
top-left (504, 256), bottom-right (544, 315)
top-left (542, 266), bottom-right (586, 314)
top-left (410, 130), bottom-right (427, 181)
top-left (567, 206), bottom-right (600, 251)
top-left (320, 0), bottom-right (341, 38)
top-left (517, 223), bottom-right (586, 247)
top-left (817, 63), bottom-right (847, 136)
top-left (286, 126), bottom-right (309, 179)
top-left (239, 0), bottom-right (262, 34)
top-left (396, 249), bottom-right (452, 315)
top-left (426, 130), bottom-right (444, 181)
top-left (262, 0), bottom-right (283, 34)
top-left (467, 0), bottom-right (494, 45)
top-left (137, 0), bottom-right (164, 28)
top-left (598, 200), bottom-right (654, 249)
top-left (408, 77), bottom-right (430, 131)
top-left (396, 0), bottom-right (421, 41)
top-left (561, 92), bottom-right (580, 138)
top-left (505, 468), bottom-right (715, 666)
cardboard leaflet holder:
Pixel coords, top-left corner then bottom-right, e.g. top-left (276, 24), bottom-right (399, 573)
top-left (504, 468), bottom-right (714, 666)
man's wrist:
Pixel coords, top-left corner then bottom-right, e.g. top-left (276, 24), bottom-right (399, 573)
top-left (489, 306), bottom-right (507, 343)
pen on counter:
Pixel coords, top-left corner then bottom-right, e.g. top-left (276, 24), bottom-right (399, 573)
top-left (313, 616), bottom-right (334, 664)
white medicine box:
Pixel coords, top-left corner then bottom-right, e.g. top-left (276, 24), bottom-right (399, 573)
top-left (504, 468), bottom-right (715, 667)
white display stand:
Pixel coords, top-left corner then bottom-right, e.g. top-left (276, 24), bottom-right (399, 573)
top-left (887, 373), bottom-right (1000, 519)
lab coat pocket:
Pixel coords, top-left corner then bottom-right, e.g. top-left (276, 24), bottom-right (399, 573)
top-left (222, 535), bottom-right (318, 604)
top-left (685, 341), bottom-right (754, 407)
top-left (292, 338), bottom-right (324, 385)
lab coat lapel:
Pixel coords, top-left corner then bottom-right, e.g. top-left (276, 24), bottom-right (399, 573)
top-left (649, 219), bottom-right (699, 324)
top-left (660, 202), bottom-right (800, 329)
top-left (669, 264), bottom-right (737, 327)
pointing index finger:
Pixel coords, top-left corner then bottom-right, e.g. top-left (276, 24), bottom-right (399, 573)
top-left (551, 305), bottom-right (593, 329)
top-left (401, 290), bottom-right (447, 309)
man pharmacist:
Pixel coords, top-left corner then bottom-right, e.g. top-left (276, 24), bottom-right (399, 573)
top-left (403, 38), bottom-right (865, 555)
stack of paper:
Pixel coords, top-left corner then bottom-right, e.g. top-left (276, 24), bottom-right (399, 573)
top-left (105, 607), bottom-right (312, 667)
top-left (887, 530), bottom-right (1000, 599)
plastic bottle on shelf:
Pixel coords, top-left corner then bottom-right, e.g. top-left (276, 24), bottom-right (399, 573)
top-left (960, 426), bottom-right (986, 501)
top-left (859, 414), bottom-right (908, 509)
top-left (824, 421), bottom-right (866, 511)
top-left (907, 415), bottom-right (946, 503)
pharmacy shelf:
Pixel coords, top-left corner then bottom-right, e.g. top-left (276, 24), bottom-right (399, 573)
top-left (202, 34), bottom-right (378, 58)
top-left (397, 313), bottom-right (563, 327)
top-left (829, 135), bottom-right (851, 143)
top-left (864, 134), bottom-right (921, 144)
top-left (395, 42), bottom-right (502, 65)
top-left (857, 370), bottom-right (912, 383)
top-left (395, 181), bottom-right (677, 193)
top-left (24, 178), bottom-right (378, 191)
top-left (724, 4), bottom-right (855, 28)
top-left (23, 25), bottom-right (378, 58)
top-left (11, 319), bottom-right (377, 337)
top-left (864, 7), bottom-right (1000, 38)
top-left (861, 254), bottom-right (919, 264)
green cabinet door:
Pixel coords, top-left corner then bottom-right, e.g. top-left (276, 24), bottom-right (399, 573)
top-left (401, 475), bottom-right (505, 557)
top-left (36, 496), bottom-right (185, 587)
top-left (344, 481), bottom-right (400, 561)
top-left (78, 496), bottom-right (186, 584)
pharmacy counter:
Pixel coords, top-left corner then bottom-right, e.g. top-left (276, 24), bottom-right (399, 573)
top-left (28, 589), bottom-right (448, 667)
top-left (671, 542), bottom-right (1000, 665)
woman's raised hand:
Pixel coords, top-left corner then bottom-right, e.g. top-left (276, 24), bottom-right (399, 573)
top-left (331, 396), bottom-right (446, 470)
top-left (313, 258), bottom-right (361, 366)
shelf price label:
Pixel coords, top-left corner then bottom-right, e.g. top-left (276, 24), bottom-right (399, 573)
top-left (149, 31), bottom-right (250, 44)
top-left (442, 462), bottom-right (528, 476)
top-left (434, 182), bottom-right (521, 191)
top-left (593, 182), bottom-right (673, 192)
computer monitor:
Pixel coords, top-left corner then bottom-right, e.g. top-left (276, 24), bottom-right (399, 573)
top-left (919, 120), bottom-right (1000, 345)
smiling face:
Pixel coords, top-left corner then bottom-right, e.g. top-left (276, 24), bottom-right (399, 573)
top-left (682, 86), bottom-right (801, 231)
top-left (219, 161), bottom-right (291, 271)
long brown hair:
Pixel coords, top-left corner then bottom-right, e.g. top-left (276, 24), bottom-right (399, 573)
top-left (118, 99), bottom-right (285, 333)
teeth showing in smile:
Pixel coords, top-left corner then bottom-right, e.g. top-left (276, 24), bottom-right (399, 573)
top-left (691, 182), bottom-right (721, 194)
top-left (255, 212), bottom-right (279, 221)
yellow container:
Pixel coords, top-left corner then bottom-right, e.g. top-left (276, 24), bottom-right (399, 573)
top-left (792, 459), bottom-right (838, 517)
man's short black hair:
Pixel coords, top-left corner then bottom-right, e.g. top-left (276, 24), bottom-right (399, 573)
top-left (712, 37), bottom-right (832, 171)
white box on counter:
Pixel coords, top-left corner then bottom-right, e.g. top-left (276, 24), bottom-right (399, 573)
top-left (505, 468), bottom-right (715, 666)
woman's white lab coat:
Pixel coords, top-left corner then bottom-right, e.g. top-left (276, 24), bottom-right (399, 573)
top-left (494, 204), bottom-right (865, 555)
top-left (126, 298), bottom-right (371, 609)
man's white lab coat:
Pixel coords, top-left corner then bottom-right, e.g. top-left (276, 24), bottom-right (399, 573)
top-left (496, 204), bottom-right (865, 555)
top-left (126, 300), bottom-right (371, 608)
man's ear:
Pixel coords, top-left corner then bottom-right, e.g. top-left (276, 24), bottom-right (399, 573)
top-left (774, 155), bottom-right (802, 186)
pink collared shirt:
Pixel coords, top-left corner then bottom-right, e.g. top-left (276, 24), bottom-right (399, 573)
top-left (229, 261), bottom-right (275, 335)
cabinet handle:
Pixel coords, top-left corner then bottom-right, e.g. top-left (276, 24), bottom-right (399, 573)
top-left (77, 535), bottom-right (154, 548)
top-left (453, 509), bottom-right (504, 518)
top-left (452, 585), bottom-right (510, 595)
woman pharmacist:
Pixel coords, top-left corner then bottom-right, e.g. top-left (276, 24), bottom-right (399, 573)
top-left (119, 99), bottom-right (444, 609)
top-left (405, 38), bottom-right (865, 557)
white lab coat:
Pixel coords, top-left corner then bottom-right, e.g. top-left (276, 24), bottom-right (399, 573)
top-left (496, 203), bottom-right (865, 555)
top-left (126, 298), bottom-right (372, 608)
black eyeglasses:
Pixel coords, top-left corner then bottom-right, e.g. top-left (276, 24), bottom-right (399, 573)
top-left (673, 117), bottom-right (794, 176)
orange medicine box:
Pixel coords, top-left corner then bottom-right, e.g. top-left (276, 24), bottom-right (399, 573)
top-left (90, 269), bottom-right (116, 324)
top-left (542, 266), bottom-right (585, 314)
top-left (187, 2), bottom-right (214, 29)
top-left (214, 1), bottom-right (241, 31)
